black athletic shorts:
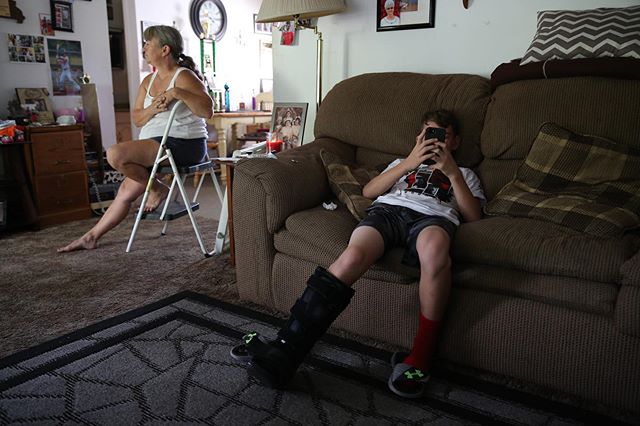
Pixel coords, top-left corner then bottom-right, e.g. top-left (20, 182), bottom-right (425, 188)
top-left (150, 136), bottom-right (207, 166)
top-left (356, 203), bottom-right (457, 267)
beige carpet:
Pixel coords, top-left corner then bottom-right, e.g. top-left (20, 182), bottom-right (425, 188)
top-left (0, 215), bottom-right (239, 359)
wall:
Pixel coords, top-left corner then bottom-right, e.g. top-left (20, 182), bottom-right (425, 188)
top-left (0, 0), bottom-right (115, 149)
top-left (108, 0), bottom-right (129, 107)
top-left (273, 0), bottom-right (640, 144)
top-left (123, 0), bottom-right (267, 139)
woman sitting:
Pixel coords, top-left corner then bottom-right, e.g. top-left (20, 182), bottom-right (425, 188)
top-left (58, 25), bottom-right (213, 253)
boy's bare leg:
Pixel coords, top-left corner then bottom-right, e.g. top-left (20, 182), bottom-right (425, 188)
top-left (393, 225), bottom-right (451, 378)
top-left (328, 225), bottom-right (386, 285)
top-left (57, 178), bottom-right (145, 252)
top-left (416, 226), bottom-right (452, 320)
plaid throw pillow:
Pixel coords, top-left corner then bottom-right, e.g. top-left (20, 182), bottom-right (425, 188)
top-left (520, 6), bottom-right (640, 65)
top-left (484, 122), bottom-right (640, 237)
top-left (319, 149), bottom-right (379, 221)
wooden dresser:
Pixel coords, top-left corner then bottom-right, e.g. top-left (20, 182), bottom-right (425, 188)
top-left (25, 125), bottom-right (92, 227)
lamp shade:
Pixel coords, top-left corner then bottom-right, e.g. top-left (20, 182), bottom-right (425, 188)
top-left (255, 0), bottom-right (345, 23)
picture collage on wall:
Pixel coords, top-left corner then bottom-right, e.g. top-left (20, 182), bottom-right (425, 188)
top-left (5, 0), bottom-right (87, 99)
top-left (7, 34), bottom-right (46, 63)
top-left (7, 35), bottom-right (85, 97)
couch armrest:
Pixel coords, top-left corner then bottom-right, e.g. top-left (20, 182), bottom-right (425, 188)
top-left (615, 249), bottom-right (640, 337)
top-left (233, 138), bottom-right (355, 306)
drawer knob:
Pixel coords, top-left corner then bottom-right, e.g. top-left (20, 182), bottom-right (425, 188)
top-left (55, 160), bottom-right (72, 165)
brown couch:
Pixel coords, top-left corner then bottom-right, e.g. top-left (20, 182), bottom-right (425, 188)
top-left (231, 72), bottom-right (640, 413)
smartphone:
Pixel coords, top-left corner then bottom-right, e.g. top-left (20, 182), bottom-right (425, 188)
top-left (423, 127), bottom-right (446, 165)
top-left (425, 127), bottom-right (446, 142)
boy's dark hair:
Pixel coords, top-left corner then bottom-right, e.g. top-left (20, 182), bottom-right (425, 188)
top-left (422, 109), bottom-right (459, 135)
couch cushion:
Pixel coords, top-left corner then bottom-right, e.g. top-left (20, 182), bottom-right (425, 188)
top-left (274, 204), bottom-right (417, 283)
top-left (453, 216), bottom-right (633, 283)
top-left (316, 73), bottom-right (491, 168)
top-left (481, 77), bottom-right (640, 198)
top-left (319, 149), bottom-right (379, 221)
top-left (453, 265), bottom-right (618, 316)
top-left (616, 251), bottom-right (640, 337)
top-left (520, 6), bottom-right (640, 65)
top-left (485, 122), bottom-right (640, 237)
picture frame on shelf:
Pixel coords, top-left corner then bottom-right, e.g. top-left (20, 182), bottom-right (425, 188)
top-left (50, 0), bottom-right (73, 32)
top-left (376, 0), bottom-right (435, 32)
top-left (15, 88), bottom-right (55, 124)
top-left (270, 102), bottom-right (308, 149)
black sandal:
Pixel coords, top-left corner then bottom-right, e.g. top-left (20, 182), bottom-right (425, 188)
top-left (387, 351), bottom-right (429, 399)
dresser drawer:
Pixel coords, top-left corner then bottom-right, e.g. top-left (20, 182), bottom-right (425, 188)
top-left (31, 130), bottom-right (86, 175)
top-left (34, 171), bottom-right (89, 215)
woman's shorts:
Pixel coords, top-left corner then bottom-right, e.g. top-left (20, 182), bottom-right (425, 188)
top-left (356, 203), bottom-right (457, 267)
top-left (149, 136), bottom-right (207, 166)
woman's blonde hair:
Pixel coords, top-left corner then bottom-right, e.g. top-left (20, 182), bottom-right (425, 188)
top-left (143, 25), bottom-right (202, 79)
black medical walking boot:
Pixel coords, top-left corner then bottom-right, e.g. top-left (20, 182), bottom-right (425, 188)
top-left (236, 266), bottom-right (354, 388)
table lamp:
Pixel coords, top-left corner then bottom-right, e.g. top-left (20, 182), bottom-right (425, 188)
top-left (255, 0), bottom-right (346, 111)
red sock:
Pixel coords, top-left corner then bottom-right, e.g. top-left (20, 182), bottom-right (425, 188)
top-left (402, 314), bottom-right (440, 372)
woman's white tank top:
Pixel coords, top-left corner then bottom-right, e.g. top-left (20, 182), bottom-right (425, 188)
top-left (138, 67), bottom-right (207, 140)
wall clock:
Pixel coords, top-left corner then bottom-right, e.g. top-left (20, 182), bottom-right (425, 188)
top-left (190, 0), bottom-right (227, 41)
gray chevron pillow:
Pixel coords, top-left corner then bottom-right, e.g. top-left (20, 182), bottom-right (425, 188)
top-left (520, 6), bottom-right (640, 65)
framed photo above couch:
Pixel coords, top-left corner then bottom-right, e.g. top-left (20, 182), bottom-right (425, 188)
top-left (377, 0), bottom-right (436, 32)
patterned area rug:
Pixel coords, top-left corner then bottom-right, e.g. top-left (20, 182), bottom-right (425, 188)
top-left (0, 292), bottom-right (626, 426)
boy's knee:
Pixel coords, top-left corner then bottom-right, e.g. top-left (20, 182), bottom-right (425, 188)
top-left (340, 245), bottom-right (371, 269)
top-left (416, 227), bottom-right (451, 274)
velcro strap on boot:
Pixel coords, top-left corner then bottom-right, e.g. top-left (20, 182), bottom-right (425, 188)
top-left (306, 266), bottom-right (355, 312)
top-left (277, 266), bottom-right (356, 358)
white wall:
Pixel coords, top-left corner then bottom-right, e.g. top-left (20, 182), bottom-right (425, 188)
top-left (0, 0), bottom-right (115, 149)
top-left (123, 0), bottom-right (266, 139)
top-left (273, 0), bottom-right (640, 144)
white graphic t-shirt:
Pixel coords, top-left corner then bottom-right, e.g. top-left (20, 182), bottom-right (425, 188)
top-left (373, 159), bottom-right (485, 226)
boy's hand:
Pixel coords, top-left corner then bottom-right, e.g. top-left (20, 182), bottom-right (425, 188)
top-left (429, 141), bottom-right (459, 178)
top-left (403, 127), bottom-right (439, 171)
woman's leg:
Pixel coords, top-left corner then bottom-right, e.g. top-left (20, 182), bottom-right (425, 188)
top-left (106, 139), bottom-right (169, 212)
top-left (57, 177), bottom-right (145, 252)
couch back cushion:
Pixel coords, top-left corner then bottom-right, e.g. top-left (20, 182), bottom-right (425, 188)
top-left (485, 122), bottom-right (640, 237)
top-left (480, 77), bottom-right (640, 198)
top-left (315, 72), bottom-right (491, 168)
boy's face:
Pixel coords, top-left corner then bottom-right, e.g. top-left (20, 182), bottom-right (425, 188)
top-left (423, 120), bottom-right (460, 151)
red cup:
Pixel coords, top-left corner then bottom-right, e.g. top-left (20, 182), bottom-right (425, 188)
top-left (267, 139), bottom-right (283, 153)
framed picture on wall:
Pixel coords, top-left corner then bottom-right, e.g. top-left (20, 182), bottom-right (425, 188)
top-left (50, 0), bottom-right (73, 32)
top-left (253, 14), bottom-right (273, 35)
top-left (270, 103), bottom-right (308, 149)
top-left (376, 0), bottom-right (435, 32)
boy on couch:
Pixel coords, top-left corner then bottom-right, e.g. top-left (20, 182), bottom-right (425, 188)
top-left (232, 109), bottom-right (485, 398)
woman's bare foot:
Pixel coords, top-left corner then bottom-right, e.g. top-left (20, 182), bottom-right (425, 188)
top-left (57, 234), bottom-right (98, 253)
top-left (143, 180), bottom-right (170, 212)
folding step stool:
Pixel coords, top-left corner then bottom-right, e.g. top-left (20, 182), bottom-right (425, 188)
top-left (126, 100), bottom-right (225, 257)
